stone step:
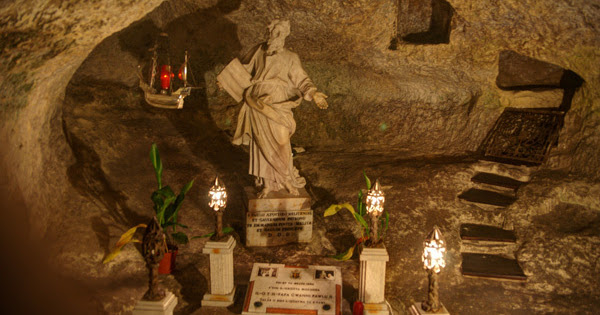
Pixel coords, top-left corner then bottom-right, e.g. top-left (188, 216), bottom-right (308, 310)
top-left (471, 172), bottom-right (525, 193)
top-left (471, 182), bottom-right (516, 196)
top-left (461, 253), bottom-right (526, 281)
top-left (458, 188), bottom-right (517, 208)
top-left (460, 224), bottom-right (517, 256)
top-left (472, 160), bottom-right (533, 183)
top-left (460, 223), bottom-right (516, 242)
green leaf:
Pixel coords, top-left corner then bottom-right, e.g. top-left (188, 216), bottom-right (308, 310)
top-left (324, 203), bottom-right (355, 217)
top-left (156, 185), bottom-right (176, 199)
top-left (377, 211), bottom-right (390, 240)
top-left (181, 179), bottom-right (194, 195)
top-left (363, 170), bottom-right (371, 190)
top-left (198, 231), bottom-right (215, 238)
top-left (168, 180), bottom-right (194, 224)
top-left (353, 212), bottom-right (368, 231)
top-left (171, 232), bottom-right (189, 245)
top-left (357, 190), bottom-right (366, 216)
top-left (150, 143), bottom-right (163, 189)
top-left (103, 224), bottom-right (147, 264)
top-left (152, 186), bottom-right (176, 225)
top-left (384, 210), bottom-right (389, 233)
top-left (151, 191), bottom-right (164, 212)
top-left (331, 244), bottom-right (356, 261)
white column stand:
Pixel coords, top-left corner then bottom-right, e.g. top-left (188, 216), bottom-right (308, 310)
top-left (359, 246), bottom-right (390, 315)
top-left (133, 291), bottom-right (177, 315)
top-left (202, 235), bottom-right (237, 307)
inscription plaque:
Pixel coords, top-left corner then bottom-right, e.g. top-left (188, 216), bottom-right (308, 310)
top-left (243, 263), bottom-right (342, 315)
top-left (244, 187), bottom-right (313, 246)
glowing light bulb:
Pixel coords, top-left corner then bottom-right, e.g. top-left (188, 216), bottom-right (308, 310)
top-left (422, 226), bottom-right (446, 273)
top-left (208, 176), bottom-right (227, 212)
top-left (366, 179), bottom-right (385, 214)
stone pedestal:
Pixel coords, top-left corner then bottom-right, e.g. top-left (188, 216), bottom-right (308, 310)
top-left (132, 291), bottom-right (177, 315)
top-left (359, 246), bottom-right (390, 315)
top-left (202, 235), bottom-right (236, 307)
top-left (409, 302), bottom-right (450, 315)
top-left (244, 186), bottom-right (313, 247)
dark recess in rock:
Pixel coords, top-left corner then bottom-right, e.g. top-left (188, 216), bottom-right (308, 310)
top-left (496, 50), bottom-right (584, 112)
top-left (496, 50), bottom-right (581, 90)
top-left (400, 0), bottom-right (454, 46)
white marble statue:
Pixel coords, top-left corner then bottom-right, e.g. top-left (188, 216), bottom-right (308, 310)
top-left (218, 19), bottom-right (328, 198)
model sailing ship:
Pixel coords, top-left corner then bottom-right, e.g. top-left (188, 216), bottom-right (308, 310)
top-left (138, 33), bottom-right (194, 109)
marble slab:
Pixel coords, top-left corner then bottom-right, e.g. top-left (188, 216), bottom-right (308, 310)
top-left (245, 209), bottom-right (313, 246)
top-left (132, 291), bottom-right (177, 315)
top-left (244, 186), bottom-right (311, 212)
top-left (363, 302), bottom-right (390, 315)
top-left (202, 285), bottom-right (237, 307)
top-left (242, 263), bottom-right (342, 315)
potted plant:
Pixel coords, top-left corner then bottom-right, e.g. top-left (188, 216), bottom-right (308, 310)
top-left (103, 143), bottom-right (194, 274)
top-left (324, 171), bottom-right (389, 260)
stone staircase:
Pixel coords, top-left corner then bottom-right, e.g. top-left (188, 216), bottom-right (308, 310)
top-left (458, 160), bottom-right (530, 210)
top-left (459, 223), bottom-right (526, 281)
top-left (457, 160), bottom-right (532, 281)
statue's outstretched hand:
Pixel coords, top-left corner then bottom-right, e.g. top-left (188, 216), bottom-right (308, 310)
top-left (313, 92), bottom-right (328, 109)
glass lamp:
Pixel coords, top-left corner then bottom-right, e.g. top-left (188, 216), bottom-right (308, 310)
top-left (421, 226), bottom-right (446, 312)
top-left (208, 176), bottom-right (227, 239)
top-left (366, 179), bottom-right (385, 244)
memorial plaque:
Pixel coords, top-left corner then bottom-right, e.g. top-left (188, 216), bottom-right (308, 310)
top-left (246, 210), bottom-right (313, 246)
top-left (244, 187), bottom-right (313, 247)
top-left (243, 263), bottom-right (342, 315)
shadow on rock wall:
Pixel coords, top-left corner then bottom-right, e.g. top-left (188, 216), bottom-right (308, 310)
top-left (62, 0), bottom-right (252, 260)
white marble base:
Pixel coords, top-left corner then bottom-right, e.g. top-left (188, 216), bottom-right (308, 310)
top-left (132, 291), bottom-right (177, 315)
top-left (409, 302), bottom-right (450, 315)
top-left (363, 302), bottom-right (390, 314)
top-left (243, 186), bottom-right (313, 247)
top-left (202, 285), bottom-right (236, 307)
top-left (202, 235), bottom-right (236, 298)
top-left (359, 246), bottom-right (389, 304)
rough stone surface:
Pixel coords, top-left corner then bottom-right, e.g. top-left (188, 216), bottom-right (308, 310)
top-left (1, 0), bottom-right (600, 314)
top-left (496, 50), bottom-right (570, 89)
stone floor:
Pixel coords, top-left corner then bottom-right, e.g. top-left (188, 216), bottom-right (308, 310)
top-left (3, 81), bottom-right (598, 315)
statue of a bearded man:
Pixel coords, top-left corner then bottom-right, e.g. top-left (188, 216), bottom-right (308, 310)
top-left (218, 19), bottom-right (328, 198)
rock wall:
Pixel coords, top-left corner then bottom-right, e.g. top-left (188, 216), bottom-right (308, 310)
top-left (0, 0), bottom-right (165, 237)
top-left (1, 0), bottom-right (600, 237)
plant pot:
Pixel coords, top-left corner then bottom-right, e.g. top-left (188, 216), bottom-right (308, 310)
top-left (158, 250), bottom-right (177, 274)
